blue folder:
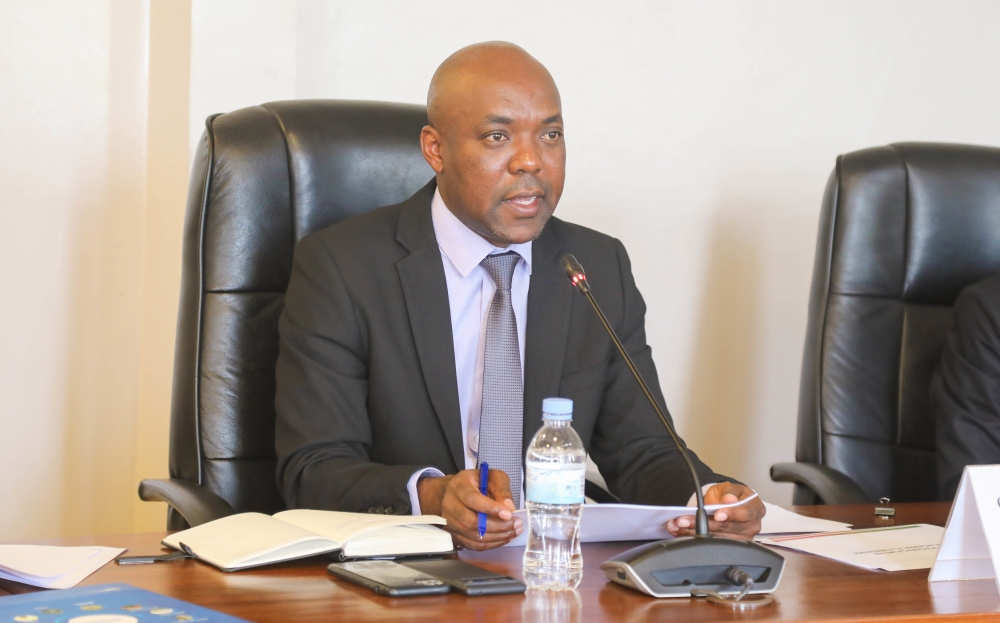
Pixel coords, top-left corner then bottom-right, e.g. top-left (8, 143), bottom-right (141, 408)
top-left (0, 583), bottom-right (248, 622)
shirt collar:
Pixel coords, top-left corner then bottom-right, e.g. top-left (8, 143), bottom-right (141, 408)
top-left (431, 187), bottom-right (533, 278)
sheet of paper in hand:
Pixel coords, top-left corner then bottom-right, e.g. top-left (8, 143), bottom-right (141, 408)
top-left (506, 494), bottom-right (757, 546)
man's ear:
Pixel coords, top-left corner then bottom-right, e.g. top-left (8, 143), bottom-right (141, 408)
top-left (420, 125), bottom-right (445, 173)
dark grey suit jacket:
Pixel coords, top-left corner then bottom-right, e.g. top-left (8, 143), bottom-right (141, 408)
top-left (932, 273), bottom-right (1000, 500)
top-left (274, 181), bottom-right (730, 513)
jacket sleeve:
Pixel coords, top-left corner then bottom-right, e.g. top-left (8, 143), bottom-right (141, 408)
top-left (932, 279), bottom-right (1000, 500)
top-left (587, 239), bottom-right (738, 506)
top-left (274, 233), bottom-right (430, 514)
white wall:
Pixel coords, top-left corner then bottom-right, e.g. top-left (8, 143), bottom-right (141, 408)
top-left (0, 0), bottom-right (189, 539)
top-left (190, 0), bottom-right (1000, 504)
top-left (4, 2), bottom-right (1000, 539)
top-left (1, 0), bottom-right (139, 538)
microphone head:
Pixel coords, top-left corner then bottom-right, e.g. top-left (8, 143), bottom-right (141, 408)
top-left (561, 254), bottom-right (591, 293)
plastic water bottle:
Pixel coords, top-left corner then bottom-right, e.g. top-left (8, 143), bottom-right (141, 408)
top-left (522, 397), bottom-right (586, 590)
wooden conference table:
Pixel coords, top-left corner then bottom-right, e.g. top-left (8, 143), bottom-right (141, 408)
top-left (1, 503), bottom-right (997, 622)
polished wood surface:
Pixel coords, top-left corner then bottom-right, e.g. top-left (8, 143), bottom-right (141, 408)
top-left (2, 503), bottom-right (997, 622)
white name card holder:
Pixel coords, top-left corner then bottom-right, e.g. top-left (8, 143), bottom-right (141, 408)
top-left (929, 464), bottom-right (1000, 592)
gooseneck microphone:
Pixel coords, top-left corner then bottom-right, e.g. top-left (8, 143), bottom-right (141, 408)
top-left (560, 254), bottom-right (784, 603)
top-left (561, 254), bottom-right (710, 537)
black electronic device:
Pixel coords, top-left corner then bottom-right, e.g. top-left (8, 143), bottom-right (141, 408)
top-left (327, 561), bottom-right (450, 597)
top-left (402, 559), bottom-right (527, 596)
top-left (560, 254), bottom-right (785, 601)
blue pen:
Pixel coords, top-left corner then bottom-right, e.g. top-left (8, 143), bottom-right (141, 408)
top-left (478, 462), bottom-right (489, 539)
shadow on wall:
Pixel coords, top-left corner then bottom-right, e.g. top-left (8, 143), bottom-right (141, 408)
top-left (682, 208), bottom-right (762, 484)
top-left (58, 174), bottom-right (144, 538)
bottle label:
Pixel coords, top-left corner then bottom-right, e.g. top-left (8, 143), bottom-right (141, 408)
top-left (525, 463), bottom-right (586, 504)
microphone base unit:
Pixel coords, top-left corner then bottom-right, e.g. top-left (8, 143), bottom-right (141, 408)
top-left (600, 537), bottom-right (785, 599)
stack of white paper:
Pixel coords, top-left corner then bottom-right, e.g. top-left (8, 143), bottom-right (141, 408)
top-left (758, 524), bottom-right (945, 571)
top-left (0, 545), bottom-right (125, 589)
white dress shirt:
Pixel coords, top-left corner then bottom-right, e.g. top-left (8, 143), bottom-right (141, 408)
top-left (407, 188), bottom-right (531, 514)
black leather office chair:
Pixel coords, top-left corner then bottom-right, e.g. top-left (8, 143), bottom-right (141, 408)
top-left (139, 100), bottom-right (616, 529)
top-left (138, 100), bottom-right (436, 529)
top-left (772, 143), bottom-right (1000, 505)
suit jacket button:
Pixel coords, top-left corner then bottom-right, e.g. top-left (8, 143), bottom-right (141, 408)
top-left (368, 506), bottom-right (377, 514)
top-left (385, 505), bottom-right (394, 514)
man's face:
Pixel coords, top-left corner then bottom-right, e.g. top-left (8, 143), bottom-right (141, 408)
top-left (422, 69), bottom-right (566, 247)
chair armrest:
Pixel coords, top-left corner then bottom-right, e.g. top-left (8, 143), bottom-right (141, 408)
top-left (138, 478), bottom-right (236, 527)
top-left (769, 462), bottom-right (869, 505)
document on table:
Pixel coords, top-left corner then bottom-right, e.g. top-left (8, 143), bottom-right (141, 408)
top-left (758, 524), bottom-right (945, 571)
top-left (757, 502), bottom-right (853, 535)
top-left (0, 544), bottom-right (125, 589)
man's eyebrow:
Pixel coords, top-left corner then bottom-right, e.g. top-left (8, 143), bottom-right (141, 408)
top-left (482, 113), bottom-right (563, 125)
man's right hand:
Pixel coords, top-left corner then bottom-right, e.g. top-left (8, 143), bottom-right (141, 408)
top-left (416, 469), bottom-right (523, 551)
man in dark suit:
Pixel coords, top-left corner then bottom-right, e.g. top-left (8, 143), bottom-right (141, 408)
top-left (275, 41), bottom-right (764, 550)
top-left (932, 273), bottom-right (1000, 500)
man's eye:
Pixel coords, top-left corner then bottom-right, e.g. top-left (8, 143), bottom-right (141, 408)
top-left (488, 133), bottom-right (505, 142)
top-left (545, 131), bottom-right (561, 140)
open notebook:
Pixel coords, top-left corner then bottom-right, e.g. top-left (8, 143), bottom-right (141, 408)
top-left (162, 510), bottom-right (452, 572)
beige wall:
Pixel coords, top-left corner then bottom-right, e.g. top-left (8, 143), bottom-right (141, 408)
top-left (3, 1), bottom-right (1000, 538)
top-left (0, 0), bottom-right (189, 538)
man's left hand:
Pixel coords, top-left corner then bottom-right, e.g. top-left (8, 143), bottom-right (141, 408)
top-left (665, 483), bottom-right (764, 541)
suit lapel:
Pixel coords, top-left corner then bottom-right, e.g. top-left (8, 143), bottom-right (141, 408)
top-left (523, 223), bottom-right (573, 454)
top-left (395, 181), bottom-right (465, 471)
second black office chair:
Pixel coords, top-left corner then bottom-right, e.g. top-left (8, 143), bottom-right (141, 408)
top-left (772, 143), bottom-right (1000, 504)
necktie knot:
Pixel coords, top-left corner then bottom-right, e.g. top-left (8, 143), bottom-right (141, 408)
top-left (481, 251), bottom-right (520, 292)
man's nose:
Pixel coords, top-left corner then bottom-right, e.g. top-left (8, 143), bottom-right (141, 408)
top-left (508, 136), bottom-right (542, 175)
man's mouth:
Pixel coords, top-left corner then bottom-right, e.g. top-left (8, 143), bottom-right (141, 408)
top-left (501, 191), bottom-right (544, 215)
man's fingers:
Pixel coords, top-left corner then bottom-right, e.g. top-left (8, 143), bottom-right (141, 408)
top-left (670, 492), bottom-right (765, 540)
top-left (707, 519), bottom-right (759, 541)
top-left (703, 482), bottom-right (745, 504)
top-left (713, 504), bottom-right (751, 523)
top-left (442, 513), bottom-right (516, 544)
top-left (454, 477), bottom-right (512, 518)
top-left (487, 470), bottom-right (515, 513)
top-left (452, 530), bottom-right (517, 551)
top-left (444, 499), bottom-right (513, 533)
top-left (441, 496), bottom-right (517, 535)
top-left (435, 468), bottom-right (526, 551)
top-left (671, 524), bottom-right (757, 540)
top-left (445, 515), bottom-right (521, 550)
top-left (484, 515), bottom-right (519, 534)
top-left (715, 497), bottom-right (766, 523)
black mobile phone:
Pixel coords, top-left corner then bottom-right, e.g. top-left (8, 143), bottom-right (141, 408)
top-left (327, 561), bottom-right (450, 597)
top-left (402, 559), bottom-right (526, 596)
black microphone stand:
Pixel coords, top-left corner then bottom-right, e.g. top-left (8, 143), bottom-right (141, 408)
top-left (560, 254), bottom-right (784, 603)
top-left (563, 256), bottom-right (710, 537)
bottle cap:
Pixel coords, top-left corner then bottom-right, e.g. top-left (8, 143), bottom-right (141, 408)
top-left (542, 397), bottom-right (573, 421)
